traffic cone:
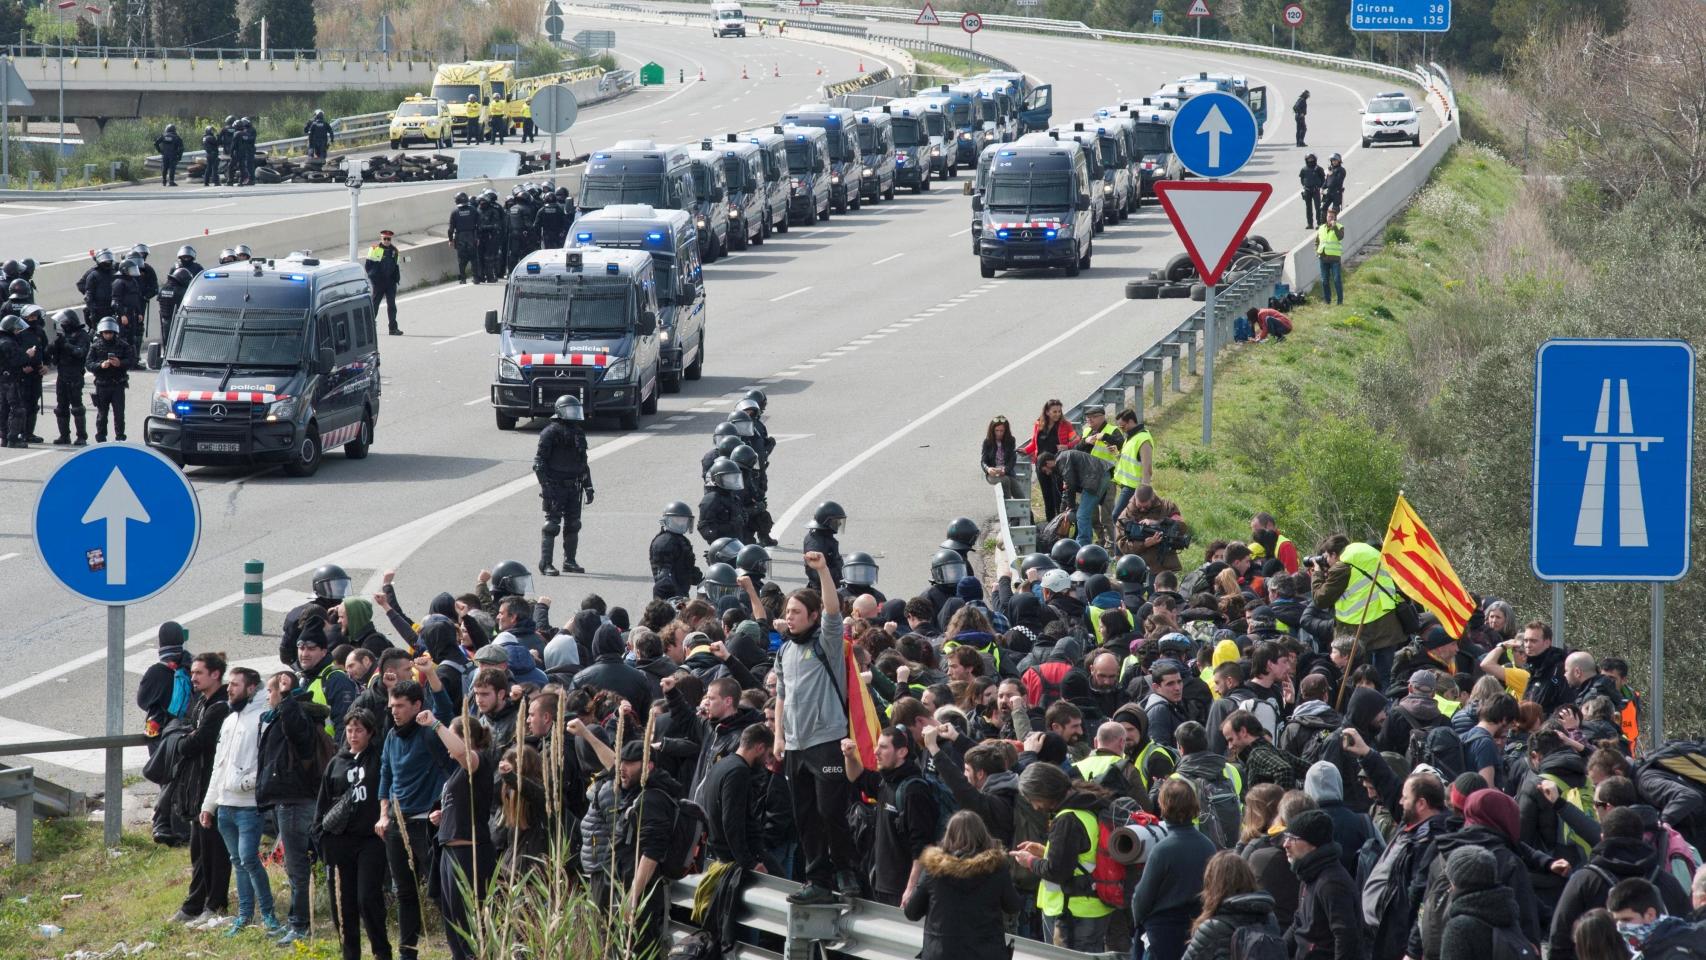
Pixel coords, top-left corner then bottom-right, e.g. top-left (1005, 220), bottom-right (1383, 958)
top-left (742, 64), bottom-right (748, 79)
top-left (858, 59), bottom-right (865, 72)
top-left (698, 67), bottom-right (705, 81)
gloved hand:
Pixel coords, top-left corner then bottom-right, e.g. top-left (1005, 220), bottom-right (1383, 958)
top-left (583, 487), bottom-right (595, 505)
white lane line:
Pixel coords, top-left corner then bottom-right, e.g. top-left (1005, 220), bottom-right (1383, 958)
top-left (463, 395), bottom-right (488, 406)
top-left (871, 253), bottom-right (904, 266)
top-left (667, 414), bottom-right (694, 422)
top-left (432, 329), bottom-right (483, 346)
top-left (64, 221), bottom-right (113, 231)
top-left (769, 286), bottom-right (811, 303)
top-left (645, 422), bottom-right (672, 430)
top-left (0, 448), bottom-right (55, 467)
top-left (688, 406), bottom-right (717, 413)
top-left (824, 348), bottom-right (852, 356)
top-left (400, 285), bottom-right (463, 304)
top-left (773, 297), bottom-right (1132, 534)
top-left (196, 201), bottom-right (237, 212)
top-left (947, 227), bottom-right (971, 237)
top-left (0, 553), bottom-right (19, 563)
top-left (0, 432), bottom-right (657, 701)
top-left (758, 377), bottom-right (783, 383)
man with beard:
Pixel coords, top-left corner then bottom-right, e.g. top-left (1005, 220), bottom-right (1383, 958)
top-left (841, 726), bottom-right (941, 907)
top-left (1360, 771), bottom-right (1450, 959)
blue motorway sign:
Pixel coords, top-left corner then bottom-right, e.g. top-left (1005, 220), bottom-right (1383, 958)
top-left (1350, 0), bottom-right (1451, 32)
top-left (1152, 8), bottom-right (1163, 24)
top-left (1531, 339), bottom-right (1695, 582)
top-left (33, 443), bottom-right (202, 605)
top-left (1169, 91), bottom-right (1258, 179)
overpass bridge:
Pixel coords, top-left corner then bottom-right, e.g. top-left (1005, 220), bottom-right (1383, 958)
top-left (3, 45), bottom-right (437, 140)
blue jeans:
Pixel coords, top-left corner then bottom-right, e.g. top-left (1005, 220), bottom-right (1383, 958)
top-left (1319, 258), bottom-right (1344, 303)
top-left (216, 805), bottom-right (274, 921)
top-left (1137, 913), bottom-right (1191, 960)
top-left (1044, 912), bottom-right (1110, 952)
top-left (273, 801), bottom-right (315, 932)
top-left (1074, 476), bottom-right (1107, 543)
top-left (1113, 485), bottom-right (1136, 528)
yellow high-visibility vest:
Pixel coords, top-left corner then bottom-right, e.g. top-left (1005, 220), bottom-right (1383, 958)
top-left (1113, 429), bottom-right (1153, 489)
top-left (1036, 808), bottom-right (1115, 919)
top-left (1334, 542), bottom-right (1397, 626)
top-left (1317, 223), bottom-right (1343, 258)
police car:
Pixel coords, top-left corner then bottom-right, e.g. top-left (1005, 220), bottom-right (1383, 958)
top-left (388, 95), bottom-right (453, 150)
top-left (974, 133), bottom-right (1096, 278)
top-left (1362, 91), bottom-right (1422, 147)
top-left (485, 247), bottom-right (662, 431)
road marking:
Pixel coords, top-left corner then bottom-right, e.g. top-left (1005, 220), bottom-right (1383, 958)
top-left (947, 227), bottom-right (971, 237)
top-left (824, 348), bottom-right (852, 356)
top-left (871, 253), bottom-right (904, 265)
top-left (0, 553), bottom-right (18, 563)
top-left (769, 286), bottom-right (811, 303)
top-left (774, 298), bottom-right (1132, 534)
top-left (0, 448), bottom-right (55, 467)
top-left (400, 285), bottom-right (463, 304)
top-left (64, 221), bottom-right (113, 231)
top-left (667, 414), bottom-right (694, 422)
top-left (432, 329), bottom-right (483, 346)
top-left (464, 395), bottom-right (488, 406)
top-left (195, 201), bottom-right (237, 212)
top-left (758, 377), bottom-right (783, 383)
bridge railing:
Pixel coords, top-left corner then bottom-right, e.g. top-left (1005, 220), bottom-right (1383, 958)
top-left (5, 44), bottom-right (435, 62)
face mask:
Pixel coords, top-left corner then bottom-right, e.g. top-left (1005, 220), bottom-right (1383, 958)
top-left (1616, 918), bottom-right (1660, 947)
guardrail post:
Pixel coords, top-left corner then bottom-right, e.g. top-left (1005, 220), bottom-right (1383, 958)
top-left (243, 559), bottom-right (264, 635)
top-left (0, 766), bottom-right (34, 864)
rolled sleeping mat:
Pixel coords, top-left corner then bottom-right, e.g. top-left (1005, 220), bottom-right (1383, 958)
top-left (1108, 821), bottom-right (1170, 866)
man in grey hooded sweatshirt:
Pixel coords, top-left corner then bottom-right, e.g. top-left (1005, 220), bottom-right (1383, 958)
top-left (1305, 759), bottom-right (1380, 876)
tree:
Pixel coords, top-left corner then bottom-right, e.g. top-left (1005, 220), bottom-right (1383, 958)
top-left (241, 0), bottom-right (315, 50)
top-left (154, 0), bottom-right (241, 49)
top-left (1491, 0), bottom-right (1628, 62)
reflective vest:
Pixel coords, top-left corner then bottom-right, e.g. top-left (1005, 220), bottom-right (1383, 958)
top-left (1085, 423), bottom-right (1121, 466)
top-left (1036, 808), bottom-right (1115, 919)
top-left (1090, 607), bottom-right (1132, 646)
top-left (305, 667), bottom-right (345, 736)
top-left (365, 244), bottom-right (386, 263)
top-left (1170, 759), bottom-right (1244, 797)
top-left (1274, 532), bottom-right (1296, 571)
top-left (1317, 222), bottom-right (1343, 258)
top-left (1113, 429), bottom-right (1153, 489)
top-left (1619, 693), bottom-right (1642, 753)
top-left (1543, 772), bottom-right (1599, 858)
top-left (1334, 542), bottom-right (1397, 626)
top-left (1434, 694), bottom-right (1461, 718)
top-left (1133, 741), bottom-right (1176, 792)
top-left (1073, 752), bottom-right (1123, 782)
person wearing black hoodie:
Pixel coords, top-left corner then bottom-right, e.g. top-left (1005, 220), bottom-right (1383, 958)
top-left (1318, 686), bottom-right (1389, 815)
top-left (316, 706), bottom-right (389, 960)
top-left (417, 618), bottom-right (470, 716)
top-left (1518, 729), bottom-right (1600, 901)
top-left (925, 728), bottom-right (1019, 844)
top-left (1415, 788), bottom-right (1549, 960)
top-left (572, 623), bottom-right (655, 714)
top-left (138, 621), bottom-right (192, 745)
top-left (255, 674), bottom-right (328, 945)
top-left (1438, 846), bottom-right (1530, 960)
top-left (661, 673), bottom-right (766, 801)
top-left (1281, 808), bottom-right (1364, 960)
top-left (1548, 806), bottom-right (1690, 959)
top-left (843, 725), bottom-right (942, 907)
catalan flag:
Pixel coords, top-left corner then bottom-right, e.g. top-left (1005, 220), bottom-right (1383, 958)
top-left (1381, 493), bottom-right (1476, 638)
top-left (846, 642), bottom-right (883, 770)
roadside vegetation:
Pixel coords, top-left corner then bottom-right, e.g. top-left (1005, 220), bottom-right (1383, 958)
top-left (910, 48), bottom-right (983, 78)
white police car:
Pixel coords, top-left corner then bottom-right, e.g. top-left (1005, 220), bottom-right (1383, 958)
top-left (1361, 92), bottom-right (1421, 148)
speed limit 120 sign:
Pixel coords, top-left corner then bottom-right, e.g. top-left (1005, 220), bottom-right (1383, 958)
top-left (1283, 3), bottom-right (1305, 25)
top-left (961, 11), bottom-right (983, 33)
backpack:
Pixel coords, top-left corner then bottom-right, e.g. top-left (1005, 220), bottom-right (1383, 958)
top-left (659, 794), bottom-right (710, 880)
top-left (166, 666), bottom-right (193, 719)
top-left (1300, 726), bottom-right (1338, 767)
top-left (1641, 741), bottom-right (1706, 789)
top-left (1352, 814), bottom-right (1386, 887)
top-left (299, 723), bottom-right (337, 779)
top-left (895, 774), bottom-right (955, 844)
top-left (1179, 766), bottom-right (1241, 849)
top-left (1179, 563), bottom-right (1215, 599)
top-left (1486, 925), bottom-right (1539, 960)
top-left (1067, 811), bottom-right (1127, 909)
top-left (669, 930), bottom-right (718, 960)
top-left (1542, 773), bottom-right (1599, 858)
top-left (1033, 661), bottom-right (1072, 707)
top-left (1230, 925), bottom-right (1288, 960)
top-left (1361, 827), bottom-right (1423, 956)
top-left (1408, 723), bottom-right (1466, 782)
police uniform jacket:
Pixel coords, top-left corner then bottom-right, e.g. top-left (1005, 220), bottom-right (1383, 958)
top-left (534, 420), bottom-right (589, 491)
top-left (76, 265), bottom-right (114, 312)
top-left (85, 336), bottom-right (134, 385)
top-left (154, 132), bottom-right (183, 161)
top-left (449, 203), bottom-right (480, 245)
top-left (697, 488), bottom-right (746, 542)
top-left (48, 327), bottom-right (90, 377)
top-left (649, 530), bottom-right (702, 597)
top-left (802, 528), bottom-right (843, 585)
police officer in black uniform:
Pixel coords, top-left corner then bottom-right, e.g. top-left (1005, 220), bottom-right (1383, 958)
top-left (534, 189), bottom-right (569, 249)
top-left (735, 543), bottom-right (771, 593)
top-left (111, 259), bottom-right (147, 359)
top-left (1324, 152), bottom-right (1347, 213)
top-left (730, 442), bottom-right (771, 542)
top-left (218, 117), bottom-right (237, 185)
top-left (156, 267), bottom-right (191, 355)
top-left (17, 306), bottom-right (47, 444)
top-left (476, 189), bottom-right (506, 282)
top-left (649, 501), bottom-right (702, 599)
top-left (234, 119), bottom-right (257, 186)
top-left (737, 394), bottom-right (772, 459)
top-left (279, 564), bottom-right (351, 668)
top-left (200, 125), bottom-right (220, 186)
top-left (130, 246), bottom-right (159, 335)
top-left (925, 548), bottom-right (970, 614)
top-left (48, 310), bottom-right (89, 445)
top-left (704, 536), bottom-right (743, 569)
top-left (698, 456), bottom-right (747, 545)
top-left (86, 317), bottom-right (133, 443)
top-left (803, 501), bottom-right (846, 586)
top-left (176, 244), bottom-right (204, 278)
top-left (75, 249), bottom-right (116, 327)
top-left (842, 552), bottom-right (885, 603)
top-left (1, 279), bottom-right (30, 318)
top-left (449, 192), bottom-right (481, 283)
top-left (1299, 153), bottom-right (1325, 230)
top-left (535, 394), bottom-right (593, 576)
top-left (942, 516), bottom-right (979, 566)
top-left (155, 124), bottom-right (184, 186)
top-left (18, 258), bottom-right (35, 293)
top-left (0, 314), bottom-right (34, 447)
top-left (504, 188), bottom-right (533, 271)
top-left (702, 424), bottom-right (743, 478)
top-left (304, 109), bottom-right (335, 161)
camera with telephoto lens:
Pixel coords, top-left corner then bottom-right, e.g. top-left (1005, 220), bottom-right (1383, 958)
top-left (1123, 518), bottom-right (1192, 557)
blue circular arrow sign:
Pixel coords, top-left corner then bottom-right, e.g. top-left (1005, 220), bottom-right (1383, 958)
top-left (33, 443), bottom-right (201, 606)
top-left (1169, 91), bottom-right (1259, 179)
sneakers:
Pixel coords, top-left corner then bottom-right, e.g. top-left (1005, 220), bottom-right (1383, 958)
top-left (168, 908), bottom-right (198, 924)
top-left (787, 882), bottom-right (838, 905)
top-left (834, 869), bottom-right (862, 897)
top-left (223, 916), bottom-right (251, 937)
top-left (261, 913), bottom-right (287, 937)
top-left (275, 927), bottom-right (309, 945)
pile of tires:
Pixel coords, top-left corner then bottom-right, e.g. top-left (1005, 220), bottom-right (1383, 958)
top-left (1121, 234), bottom-right (1272, 300)
top-left (363, 153), bottom-right (458, 183)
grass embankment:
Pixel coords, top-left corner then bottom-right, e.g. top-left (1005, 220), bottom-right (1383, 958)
top-left (1143, 141), bottom-right (1522, 566)
top-left (910, 48), bottom-right (982, 79)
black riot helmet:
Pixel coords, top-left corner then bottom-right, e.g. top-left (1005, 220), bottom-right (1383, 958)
top-left (168, 267), bottom-right (193, 287)
top-left (119, 259), bottom-right (141, 277)
top-left (164, 123), bottom-right (176, 134)
top-left (810, 501), bottom-right (847, 534)
top-left (176, 244), bottom-right (197, 262)
top-left (1074, 543), bottom-right (1110, 577)
top-left (725, 409), bottom-right (756, 438)
top-left (701, 563), bottom-right (739, 602)
top-left (7, 279), bottom-right (29, 300)
top-left (130, 243), bottom-right (150, 260)
top-left (20, 258), bottom-right (34, 279)
top-left (555, 187), bottom-right (569, 202)
top-left (714, 435), bottom-right (743, 457)
top-left (20, 304), bottom-right (43, 325)
top-left (218, 248), bottom-right (236, 264)
top-left (707, 457), bottom-right (744, 491)
top-left (1, 259), bottom-right (20, 279)
top-left (1018, 553), bottom-right (1057, 579)
top-left (1048, 538), bottom-right (1081, 570)
top-left (552, 394), bottom-right (584, 421)
top-left (204, 124), bottom-right (215, 136)
top-left (930, 548), bottom-right (971, 586)
top-left (661, 501), bottom-right (694, 536)
top-left (94, 248), bottom-right (116, 266)
top-left (1114, 552), bottom-right (1150, 586)
top-left (224, 115), bottom-right (235, 127)
top-left (735, 544), bottom-right (771, 578)
top-left (310, 563), bottom-right (352, 601)
top-left (942, 516), bottom-right (979, 552)
top-left (454, 191), bottom-right (470, 205)
top-left (730, 443), bottom-right (760, 470)
top-left (712, 420), bottom-right (741, 443)
top-left (743, 388), bottom-right (768, 412)
top-left (735, 396), bottom-right (761, 420)
top-left (234, 244), bottom-right (252, 260)
top-left (54, 309), bottom-right (81, 332)
top-left (96, 317), bottom-right (121, 337)
top-left (314, 109), bottom-right (325, 120)
top-left (844, 551), bottom-right (878, 587)
top-left (705, 537), bottom-right (743, 566)
top-left (490, 560), bottom-right (534, 599)
top-left (0, 316), bottom-right (22, 335)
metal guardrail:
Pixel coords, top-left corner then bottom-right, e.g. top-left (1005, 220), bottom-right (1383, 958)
top-left (0, 766), bottom-right (36, 864)
top-left (874, 33), bottom-right (1019, 73)
top-left (6, 44), bottom-right (434, 62)
top-left (143, 110), bottom-right (394, 170)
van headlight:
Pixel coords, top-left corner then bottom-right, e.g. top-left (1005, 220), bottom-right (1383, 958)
top-left (931, 147), bottom-right (942, 157)
top-left (150, 394), bottom-right (172, 418)
top-left (499, 357), bottom-right (523, 381)
top-left (1103, 182), bottom-right (1114, 194)
top-left (863, 167), bottom-right (873, 177)
top-left (660, 329), bottom-right (672, 343)
top-left (602, 357), bottom-right (632, 383)
top-left (265, 397), bottom-right (298, 422)
top-left (831, 174), bottom-right (842, 184)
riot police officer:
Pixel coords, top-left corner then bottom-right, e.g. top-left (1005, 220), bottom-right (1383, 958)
top-left (843, 551), bottom-right (885, 603)
top-left (85, 317), bottom-right (133, 442)
top-left (234, 244), bottom-right (253, 262)
top-left (111, 259), bottom-right (146, 359)
top-left (476, 189), bottom-right (506, 282)
top-left (535, 394), bottom-right (592, 576)
top-left (734, 543), bottom-right (771, 593)
top-left (700, 562), bottom-right (740, 606)
top-left (803, 501), bottom-right (846, 586)
top-left (0, 314), bottom-right (35, 446)
top-left (1, 259), bottom-right (24, 293)
top-left (16, 305), bottom-right (47, 444)
top-left (650, 501), bottom-right (702, 599)
top-left (75, 249), bottom-right (116, 327)
top-left (200, 125), bottom-right (220, 186)
top-left (704, 536), bottom-right (743, 568)
top-left (504, 187), bottom-right (535, 270)
top-left (217, 117), bottom-right (237, 185)
top-left (130, 245), bottom-right (159, 331)
top-left (154, 124), bottom-right (184, 186)
top-left (449, 192), bottom-right (481, 284)
top-left (1114, 552), bottom-right (1150, 609)
top-left (280, 564), bottom-right (351, 667)
top-left (176, 244), bottom-right (204, 278)
top-left (534, 189), bottom-right (569, 249)
top-left (736, 394), bottom-right (772, 460)
top-left (218, 248), bottom-right (237, 265)
top-left (926, 548), bottom-right (971, 613)
top-left (698, 456), bottom-right (747, 544)
top-left (1048, 537), bottom-right (1081, 572)
top-left (730, 442), bottom-right (771, 545)
top-left (47, 310), bottom-right (88, 445)
top-left (702, 423), bottom-right (743, 478)
top-left (942, 516), bottom-right (979, 565)
top-left (1, 278), bottom-right (30, 317)
top-left (156, 266), bottom-right (192, 355)
top-left (235, 118), bottom-right (258, 186)
top-left (304, 109), bottom-right (334, 161)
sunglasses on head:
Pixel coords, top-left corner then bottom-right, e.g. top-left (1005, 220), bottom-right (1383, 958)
top-left (992, 416), bottom-right (1007, 424)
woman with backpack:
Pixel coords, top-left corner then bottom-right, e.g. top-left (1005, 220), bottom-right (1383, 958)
top-left (903, 810), bottom-right (1021, 960)
top-left (1131, 778), bottom-right (1219, 960)
top-left (1438, 846), bottom-right (1537, 960)
top-left (1416, 788), bottom-right (1547, 960)
top-left (1182, 850), bottom-right (1283, 960)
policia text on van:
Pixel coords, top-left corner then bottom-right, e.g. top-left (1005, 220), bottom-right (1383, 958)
top-left (144, 256), bottom-right (380, 478)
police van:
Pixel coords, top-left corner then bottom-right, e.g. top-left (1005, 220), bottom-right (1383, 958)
top-left (974, 134), bottom-right (1096, 278)
top-left (577, 140), bottom-right (695, 221)
top-left (485, 247), bottom-right (662, 431)
top-left (145, 254), bottom-right (380, 478)
top-left (684, 146), bottom-right (732, 262)
top-left (706, 138), bottom-right (767, 248)
top-left (1118, 98), bottom-right (1182, 196)
top-left (736, 128), bottom-right (792, 237)
top-left (966, 139), bottom-right (1005, 253)
top-left (883, 98), bottom-right (938, 192)
top-left (780, 104), bottom-right (865, 213)
top-left (778, 124), bottom-right (833, 225)
top-left (568, 205), bottom-right (706, 391)
top-left (916, 98), bottom-right (958, 179)
top-left (1090, 109), bottom-right (1144, 213)
top-left (1065, 117), bottom-right (1136, 223)
top-left (852, 109), bottom-right (896, 204)
top-left (973, 70), bottom-right (1054, 133)
top-left (1047, 126), bottom-right (1106, 231)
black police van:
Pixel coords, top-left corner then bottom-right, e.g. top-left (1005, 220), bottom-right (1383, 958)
top-left (974, 134), bottom-right (1097, 278)
top-left (145, 254), bottom-right (380, 477)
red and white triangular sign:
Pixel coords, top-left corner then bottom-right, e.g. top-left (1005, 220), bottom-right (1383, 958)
top-left (1153, 181), bottom-right (1272, 285)
top-left (916, 2), bottom-right (941, 25)
top-left (1187, 0), bottom-right (1212, 16)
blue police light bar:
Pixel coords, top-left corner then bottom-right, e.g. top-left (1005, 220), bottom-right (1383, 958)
top-left (576, 232), bottom-right (593, 242)
top-left (281, 274), bottom-right (306, 282)
top-left (174, 402), bottom-right (193, 414)
top-left (606, 263), bottom-right (620, 274)
top-left (202, 271), bottom-right (225, 279)
top-left (646, 231), bottom-right (665, 242)
top-left (526, 263), bottom-right (542, 274)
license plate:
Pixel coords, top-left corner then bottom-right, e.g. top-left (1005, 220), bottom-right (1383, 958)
top-left (195, 441), bottom-right (241, 453)
top-left (1014, 254), bottom-right (1041, 260)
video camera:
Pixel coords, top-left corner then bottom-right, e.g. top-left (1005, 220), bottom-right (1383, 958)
top-left (1123, 518), bottom-right (1192, 556)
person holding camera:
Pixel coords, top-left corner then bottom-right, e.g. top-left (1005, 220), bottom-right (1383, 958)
top-left (1117, 485), bottom-right (1188, 573)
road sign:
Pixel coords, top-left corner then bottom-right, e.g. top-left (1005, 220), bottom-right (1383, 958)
top-left (916, 2), bottom-right (940, 25)
top-left (1152, 181), bottom-right (1271, 285)
top-left (1188, 0), bottom-right (1211, 16)
top-left (1531, 339), bottom-right (1695, 582)
top-left (573, 29), bottom-right (615, 50)
top-left (1152, 8), bottom-right (1164, 24)
top-left (33, 444), bottom-right (201, 606)
top-left (533, 84), bottom-right (579, 134)
top-left (1283, 3), bottom-right (1305, 26)
top-left (1350, 0), bottom-right (1449, 31)
top-left (0, 58), bottom-right (33, 107)
top-left (1169, 91), bottom-right (1257, 179)
top-left (545, 16), bottom-right (563, 37)
top-left (961, 11), bottom-right (982, 33)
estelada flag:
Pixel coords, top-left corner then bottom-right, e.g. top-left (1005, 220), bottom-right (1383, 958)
top-left (845, 642), bottom-right (882, 770)
top-left (1380, 493), bottom-right (1476, 638)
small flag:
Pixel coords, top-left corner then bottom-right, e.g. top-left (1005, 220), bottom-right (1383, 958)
top-left (1380, 493), bottom-right (1475, 638)
top-left (845, 642), bottom-right (881, 770)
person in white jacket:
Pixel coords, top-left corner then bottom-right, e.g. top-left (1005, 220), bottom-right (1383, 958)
top-left (199, 667), bottom-right (283, 938)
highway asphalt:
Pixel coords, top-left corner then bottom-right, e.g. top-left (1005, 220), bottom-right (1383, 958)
top-left (0, 9), bottom-right (1436, 793)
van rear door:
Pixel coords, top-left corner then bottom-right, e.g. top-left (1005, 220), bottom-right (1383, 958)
top-left (1247, 86), bottom-right (1268, 136)
top-left (1019, 85), bottom-right (1053, 133)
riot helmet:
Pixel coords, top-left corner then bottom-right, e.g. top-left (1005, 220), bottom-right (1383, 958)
top-left (725, 409), bottom-right (756, 438)
top-left (490, 559), bottom-right (534, 599)
top-left (54, 309), bottom-right (81, 332)
top-left (314, 109), bottom-right (325, 120)
top-left (729, 443), bottom-right (760, 470)
top-left (735, 544), bottom-right (771, 578)
top-left (844, 551), bottom-right (878, 587)
top-left (234, 244), bottom-right (252, 260)
top-left (941, 516), bottom-right (979, 552)
top-left (19, 304), bottom-right (44, 324)
top-left (660, 501), bottom-right (694, 536)
top-left (712, 420), bottom-right (740, 442)
top-left (94, 248), bottom-right (116, 266)
top-left (164, 123), bottom-right (176, 134)
top-left (701, 563), bottom-right (739, 602)
top-left (810, 501), bottom-right (847, 534)
top-left (1048, 538), bottom-right (1081, 570)
top-left (707, 457), bottom-right (744, 491)
top-left (1074, 544), bottom-right (1110, 577)
top-left (119, 259), bottom-right (141, 277)
top-left (1114, 552), bottom-right (1149, 586)
top-left (1, 260), bottom-right (20, 279)
top-left (735, 396), bottom-right (761, 420)
top-left (96, 317), bottom-right (120, 337)
top-left (176, 244), bottom-right (197, 262)
top-left (168, 267), bottom-right (193, 286)
top-left (224, 115), bottom-right (235, 126)
top-left (20, 258), bottom-right (33, 279)
top-left (130, 243), bottom-right (150, 260)
top-left (1018, 553), bottom-right (1057, 579)
top-left (6, 279), bottom-right (29, 299)
top-left (454, 191), bottom-right (470, 205)
top-left (310, 563), bottom-right (352, 601)
top-left (705, 537), bottom-right (743, 565)
top-left (219, 248), bottom-right (236, 264)
top-left (930, 548), bottom-right (971, 586)
top-left (552, 394), bottom-right (585, 421)
top-left (204, 125), bottom-right (215, 136)
top-left (714, 435), bottom-right (742, 457)
top-left (743, 388), bottom-right (768, 412)
top-left (0, 316), bottom-right (21, 335)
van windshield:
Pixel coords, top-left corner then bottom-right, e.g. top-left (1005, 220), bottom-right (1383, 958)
top-left (986, 173), bottom-right (1074, 210)
top-left (925, 113), bottom-right (947, 137)
top-left (580, 175), bottom-right (664, 208)
top-left (855, 124), bottom-right (882, 153)
top-left (1134, 123), bottom-right (1171, 153)
top-left (891, 117), bottom-right (922, 147)
top-left (691, 165), bottom-right (715, 199)
top-left (981, 101), bottom-right (998, 123)
top-left (168, 308), bottom-right (306, 366)
top-left (945, 103), bottom-right (971, 127)
top-left (510, 281), bottom-right (632, 335)
top-left (719, 156), bottom-right (749, 189)
top-left (785, 142), bottom-right (818, 174)
top-left (1099, 140), bottom-right (1121, 169)
top-left (433, 84), bottom-right (478, 103)
top-left (826, 131), bottom-right (852, 163)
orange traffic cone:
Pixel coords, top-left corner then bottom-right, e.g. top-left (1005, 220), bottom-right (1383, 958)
top-left (698, 67), bottom-right (705, 81)
top-left (858, 59), bottom-right (865, 72)
top-left (742, 64), bottom-right (749, 79)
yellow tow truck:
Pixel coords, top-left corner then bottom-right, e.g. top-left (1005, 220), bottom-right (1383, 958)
top-left (387, 95), bottom-right (453, 150)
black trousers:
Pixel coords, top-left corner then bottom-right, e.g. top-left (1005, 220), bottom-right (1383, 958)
top-left (543, 486), bottom-right (583, 564)
top-left (326, 832), bottom-right (391, 960)
top-left (179, 817), bottom-right (232, 915)
top-left (21, 373), bottom-right (40, 438)
top-left (161, 160), bottom-right (179, 185)
top-left (93, 383), bottom-right (125, 440)
top-left (54, 374), bottom-right (86, 440)
top-left (455, 242), bottom-right (478, 282)
top-left (438, 843), bottom-right (495, 960)
top-left (372, 285), bottom-right (398, 330)
top-left (1295, 113), bottom-right (1307, 145)
top-left (784, 739), bottom-right (856, 888)
top-left (202, 155), bottom-right (219, 186)
top-left (478, 237), bottom-right (503, 281)
top-left (384, 817), bottom-right (435, 960)
top-left (1302, 189), bottom-right (1323, 228)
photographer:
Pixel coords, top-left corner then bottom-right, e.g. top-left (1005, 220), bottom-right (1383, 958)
top-left (1116, 485), bottom-right (1188, 573)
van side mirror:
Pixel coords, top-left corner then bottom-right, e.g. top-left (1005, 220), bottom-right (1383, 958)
top-left (484, 309), bottom-right (500, 335)
top-left (1076, 193), bottom-right (1091, 211)
top-left (146, 341), bottom-right (163, 369)
top-left (317, 346), bottom-right (335, 376)
top-left (964, 181), bottom-right (975, 197)
top-left (639, 307), bottom-right (658, 334)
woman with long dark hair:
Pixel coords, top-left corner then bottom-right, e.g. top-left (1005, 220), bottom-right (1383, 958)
top-left (1183, 851), bottom-right (1281, 960)
top-left (904, 810), bottom-right (1020, 960)
top-left (496, 744), bottom-right (548, 882)
top-left (982, 415), bottom-right (1022, 499)
top-left (1022, 398), bottom-right (1078, 520)
top-left (431, 716), bottom-right (490, 960)
top-left (317, 707), bottom-right (390, 960)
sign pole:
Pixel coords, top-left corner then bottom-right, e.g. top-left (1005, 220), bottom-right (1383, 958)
top-left (1202, 283), bottom-right (1215, 445)
top-left (1291, 26), bottom-right (1296, 49)
top-left (2, 57), bottom-right (9, 186)
top-left (550, 127), bottom-right (558, 174)
top-left (104, 603), bottom-right (123, 847)
top-left (347, 179), bottom-right (361, 262)
top-left (1551, 582), bottom-right (1564, 651)
top-left (1651, 583), bottom-right (1665, 749)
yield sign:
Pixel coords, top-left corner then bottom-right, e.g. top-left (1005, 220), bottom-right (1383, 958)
top-left (1153, 180), bottom-right (1272, 285)
top-left (1187, 0), bottom-right (1211, 16)
top-left (916, 2), bottom-right (941, 25)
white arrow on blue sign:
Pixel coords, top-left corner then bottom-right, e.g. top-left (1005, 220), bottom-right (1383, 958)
top-left (33, 444), bottom-right (202, 605)
top-left (1169, 91), bottom-right (1258, 179)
